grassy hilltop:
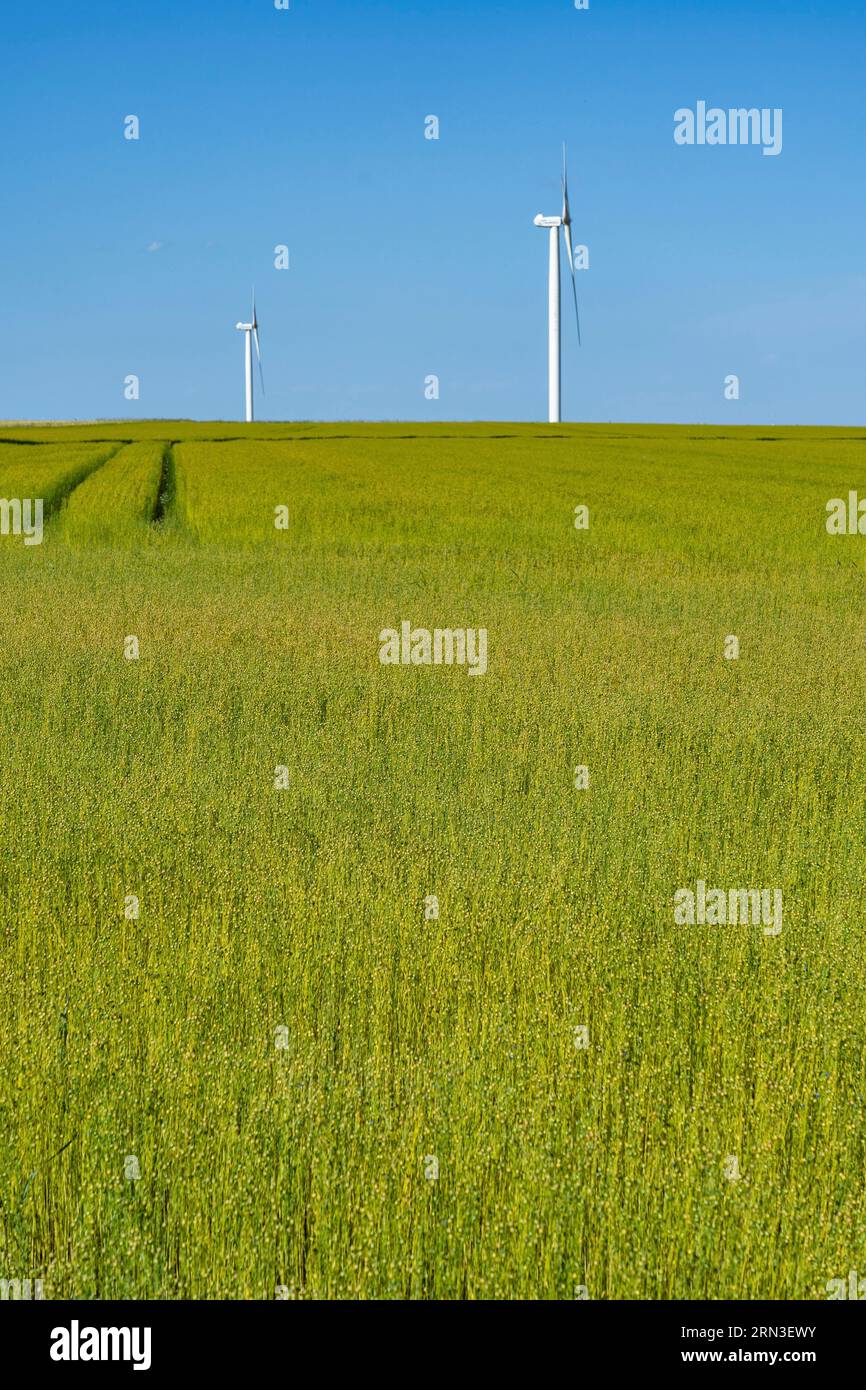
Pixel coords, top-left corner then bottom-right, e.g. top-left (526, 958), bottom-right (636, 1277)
top-left (0, 422), bottom-right (864, 1299)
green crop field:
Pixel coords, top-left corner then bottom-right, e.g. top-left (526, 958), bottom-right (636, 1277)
top-left (0, 421), bottom-right (864, 1300)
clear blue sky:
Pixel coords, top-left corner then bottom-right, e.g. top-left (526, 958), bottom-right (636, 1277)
top-left (1, 0), bottom-right (863, 423)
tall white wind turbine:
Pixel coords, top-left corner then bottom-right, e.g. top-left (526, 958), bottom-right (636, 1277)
top-left (235, 291), bottom-right (264, 423)
top-left (533, 145), bottom-right (581, 424)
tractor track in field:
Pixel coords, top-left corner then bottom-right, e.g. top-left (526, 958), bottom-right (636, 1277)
top-left (0, 440), bottom-right (125, 521)
top-left (41, 442), bottom-right (126, 521)
top-left (0, 437), bottom-right (135, 448)
top-left (41, 441), bottom-right (171, 532)
top-left (152, 443), bottom-right (177, 524)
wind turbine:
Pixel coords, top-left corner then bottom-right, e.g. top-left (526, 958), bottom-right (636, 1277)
top-left (533, 145), bottom-right (581, 423)
top-left (235, 291), bottom-right (264, 423)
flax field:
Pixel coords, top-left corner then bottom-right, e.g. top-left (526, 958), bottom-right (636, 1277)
top-left (0, 421), bottom-right (864, 1300)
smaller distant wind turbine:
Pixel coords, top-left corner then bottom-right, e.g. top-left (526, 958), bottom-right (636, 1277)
top-left (235, 291), bottom-right (264, 423)
top-left (533, 144), bottom-right (581, 424)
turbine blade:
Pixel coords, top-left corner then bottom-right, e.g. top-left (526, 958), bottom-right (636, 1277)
top-left (562, 141), bottom-right (569, 223)
top-left (253, 324), bottom-right (264, 394)
top-left (563, 225), bottom-right (581, 347)
top-left (561, 144), bottom-right (580, 345)
top-left (563, 217), bottom-right (575, 275)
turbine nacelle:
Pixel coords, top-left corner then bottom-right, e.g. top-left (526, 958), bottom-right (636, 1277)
top-left (534, 214), bottom-right (563, 228)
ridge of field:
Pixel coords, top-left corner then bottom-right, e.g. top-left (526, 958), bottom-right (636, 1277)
top-left (0, 442), bottom-right (119, 516)
top-left (0, 420), bottom-right (863, 445)
top-left (59, 442), bottom-right (170, 543)
top-left (1, 428), bottom-right (865, 1299)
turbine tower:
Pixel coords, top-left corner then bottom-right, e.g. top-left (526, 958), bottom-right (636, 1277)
top-left (235, 292), bottom-right (264, 423)
top-left (533, 145), bottom-right (581, 423)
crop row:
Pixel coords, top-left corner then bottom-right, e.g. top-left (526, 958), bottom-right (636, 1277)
top-left (59, 442), bottom-right (169, 541)
top-left (0, 442), bottom-right (118, 517)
